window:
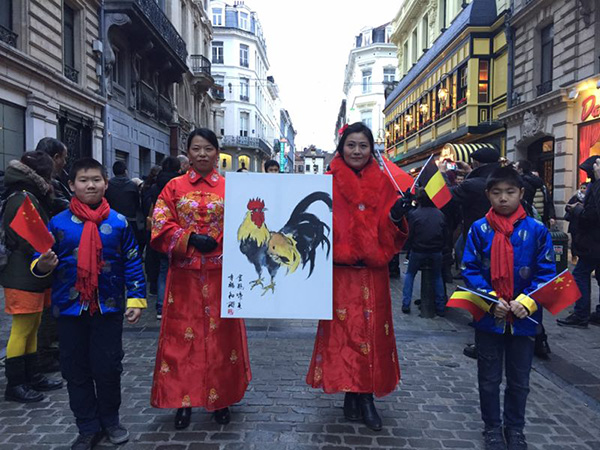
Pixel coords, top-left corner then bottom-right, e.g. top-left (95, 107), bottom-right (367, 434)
top-left (63, 4), bottom-right (77, 83)
top-left (240, 44), bottom-right (249, 67)
top-left (240, 78), bottom-right (249, 101)
top-left (412, 28), bottom-right (418, 63)
top-left (181, 1), bottom-right (187, 41)
top-left (384, 67), bottom-right (395, 83)
top-left (539, 24), bottom-right (554, 95)
top-left (478, 60), bottom-right (489, 103)
top-left (458, 65), bottom-right (468, 101)
top-left (0, 0), bottom-right (17, 47)
top-left (212, 41), bottom-right (223, 63)
top-left (240, 112), bottom-right (249, 137)
top-left (239, 12), bottom-right (248, 30)
top-left (439, 0), bottom-right (447, 30)
top-left (361, 110), bottom-right (372, 130)
top-left (212, 7), bottom-right (223, 26)
top-left (422, 15), bottom-right (429, 50)
top-left (362, 69), bottom-right (372, 94)
top-left (111, 46), bottom-right (125, 87)
top-left (403, 41), bottom-right (409, 73)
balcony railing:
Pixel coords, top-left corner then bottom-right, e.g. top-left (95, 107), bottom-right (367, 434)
top-left (0, 25), bottom-right (17, 47)
top-left (134, 0), bottom-right (186, 62)
top-left (221, 135), bottom-right (272, 156)
top-left (240, 95), bottom-right (249, 102)
top-left (536, 81), bottom-right (552, 97)
top-left (190, 54), bottom-right (211, 76)
top-left (64, 64), bottom-right (79, 83)
top-left (212, 84), bottom-right (225, 100)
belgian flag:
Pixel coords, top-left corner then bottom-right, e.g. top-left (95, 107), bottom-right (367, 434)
top-left (418, 156), bottom-right (452, 209)
top-left (447, 290), bottom-right (494, 321)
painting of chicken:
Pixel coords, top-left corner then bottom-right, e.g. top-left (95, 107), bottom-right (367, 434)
top-left (237, 191), bottom-right (332, 295)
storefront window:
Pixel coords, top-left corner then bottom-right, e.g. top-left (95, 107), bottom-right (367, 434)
top-left (579, 120), bottom-right (600, 183)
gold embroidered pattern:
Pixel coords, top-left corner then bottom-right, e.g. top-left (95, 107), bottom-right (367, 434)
top-left (230, 350), bottom-right (238, 364)
top-left (167, 291), bottom-right (174, 304)
top-left (360, 343), bottom-right (371, 355)
top-left (313, 366), bottom-right (323, 383)
top-left (182, 395), bottom-right (191, 407)
top-left (362, 285), bottom-right (370, 300)
top-left (160, 361), bottom-right (170, 374)
top-left (392, 352), bottom-right (396, 363)
top-left (184, 327), bottom-right (194, 341)
top-left (209, 317), bottom-right (217, 331)
top-left (202, 284), bottom-right (209, 299)
top-left (384, 322), bottom-right (390, 336)
top-left (208, 388), bottom-right (219, 403)
top-left (336, 308), bottom-right (347, 321)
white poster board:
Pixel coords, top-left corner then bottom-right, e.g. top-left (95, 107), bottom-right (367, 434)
top-left (221, 173), bottom-right (333, 319)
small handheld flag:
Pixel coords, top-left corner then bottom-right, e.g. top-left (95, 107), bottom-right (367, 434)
top-left (529, 269), bottom-right (582, 315)
top-left (9, 195), bottom-right (55, 253)
top-left (415, 155), bottom-right (452, 209)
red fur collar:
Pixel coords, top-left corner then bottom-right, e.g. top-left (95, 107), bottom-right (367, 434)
top-left (329, 155), bottom-right (385, 209)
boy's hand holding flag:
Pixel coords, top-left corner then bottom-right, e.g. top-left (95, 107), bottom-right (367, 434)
top-left (9, 194), bottom-right (54, 253)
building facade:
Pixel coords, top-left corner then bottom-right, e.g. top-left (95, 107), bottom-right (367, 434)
top-left (384, 0), bottom-right (510, 171)
top-left (0, 0), bottom-right (104, 171)
top-left (340, 23), bottom-right (398, 143)
top-left (209, 0), bottom-right (278, 173)
top-left (296, 146), bottom-right (334, 175)
top-left (500, 0), bottom-right (600, 223)
top-left (279, 108), bottom-right (297, 173)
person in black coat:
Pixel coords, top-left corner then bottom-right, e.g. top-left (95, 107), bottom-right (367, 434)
top-left (558, 156), bottom-right (600, 328)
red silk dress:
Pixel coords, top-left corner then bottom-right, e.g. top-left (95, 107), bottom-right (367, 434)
top-left (150, 168), bottom-right (251, 410)
top-left (306, 156), bottom-right (408, 397)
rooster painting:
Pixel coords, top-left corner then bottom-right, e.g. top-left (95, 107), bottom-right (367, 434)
top-left (237, 191), bottom-right (332, 295)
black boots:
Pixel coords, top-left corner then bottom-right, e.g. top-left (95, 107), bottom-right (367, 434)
top-left (343, 392), bottom-right (361, 421)
top-left (358, 393), bottom-right (382, 431)
top-left (23, 353), bottom-right (63, 391)
top-left (174, 407), bottom-right (192, 429)
top-left (214, 407), bottom-right (231, 425)
top-left (4, 355), bottom-right (44, 403)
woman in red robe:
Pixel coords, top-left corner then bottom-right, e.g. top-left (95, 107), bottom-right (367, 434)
top-left (306, 122), bottom-right (409, 431)
top-left (150, 128), bottom-right (251, 429)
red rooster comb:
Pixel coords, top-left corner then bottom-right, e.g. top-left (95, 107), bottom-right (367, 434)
top-left (247, 198), bottom-right (265, 211)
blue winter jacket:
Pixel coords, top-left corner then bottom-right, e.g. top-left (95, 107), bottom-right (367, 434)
top-left (462, 215), bottom-right (556, 336)
top-left (34, 209), bottom-right (146, 316)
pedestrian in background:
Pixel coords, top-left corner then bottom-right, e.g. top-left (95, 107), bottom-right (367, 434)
top-left (1, 152), bottom-right (63, 403)
top-left (401, 187), bottom-right (448, 316)
top-left (32, 157), bottom-right (146, 450)
top-left (141, 165), bottom-right (162, 297)
top-left (105, 161), bottom-right (143, 248)
top-left (462, 166), bottom-right (555, 450)
top-left (306, 122), bottom-right (409, 431)
top-left (150, 129), bottom-right (251, 430)
top-left (264, 159), bottom-right (280, 173)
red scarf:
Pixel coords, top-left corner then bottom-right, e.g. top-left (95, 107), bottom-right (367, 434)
top-left (69, 197), bottom-right (110, 315)
top-left (485, 204), bottom-right (527, 301)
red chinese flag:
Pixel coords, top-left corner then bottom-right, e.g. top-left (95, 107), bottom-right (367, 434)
top-left (9, 195), bottom-right (55, 253)
top-left (530, 270), bottom-right (582, 315)
top-left (382, 157), bottom-right (414, 192)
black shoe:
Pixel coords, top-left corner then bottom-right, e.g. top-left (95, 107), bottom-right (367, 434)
top-left (174, 407), bottom-right (192, 429)
top-left (463, 343), bottom-right (477, 360)
top-left (358, 393), bottom-right (382, 431)
top-left (504, 428), bottom-right (527, 450)
top-left (589, 311), bottom-right (600, 326)
top-left (343, 392), bottom-right (361, 421)
top-left (436, 308), bottom-right (446, 317)
top-left (105, 423), bottom-right (129, 444)
top-left (483, 428), bottom-right (507, 450)
top-left (534, 333), bottom-right (551, 360)
top-left (4, 384), bottom-right (44, 403)
top-left (557, 313), bottom-right (588, 328)
top-left (402, 305), bottom-right (410, 314)
top-left (71, 432), bottom-right (103, 450)
top-left (214, 407), bottom-right (231, 425)
top-left (28, 373), bottom-right (63, 391)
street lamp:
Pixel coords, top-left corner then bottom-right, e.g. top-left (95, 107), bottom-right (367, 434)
top-left (437, 87), bottom-right (448, 105)
top-left (405, 113), bottom-right (413, 124)
top-left (419, 103), bottom-right (429, 115)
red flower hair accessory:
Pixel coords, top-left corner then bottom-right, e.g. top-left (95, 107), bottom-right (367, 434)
top-left (338, 124), bottom-right (349, 136)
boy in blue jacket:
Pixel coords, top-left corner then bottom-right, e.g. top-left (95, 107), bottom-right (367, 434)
top-left (462, 166), bottom-right (555, 450)
top-left (33, 158), bottom-right (146, 450)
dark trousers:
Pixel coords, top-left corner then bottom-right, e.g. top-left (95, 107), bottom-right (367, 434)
top-left (402, 251), bottom-right (446, 311)
top-left (573, 256), bottom-right (600, 320)
top-left (475, 330), bottom-right (535, 432)
top-left (37, 307), bottom-right (59, 369)
top-left (58, 313), bottom-right (124, 435)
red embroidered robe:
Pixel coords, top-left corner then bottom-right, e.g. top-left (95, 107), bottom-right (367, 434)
top-left (150, 168), bottom-right (251, 410)
top-left (306, 156), bottom-right (408, 397)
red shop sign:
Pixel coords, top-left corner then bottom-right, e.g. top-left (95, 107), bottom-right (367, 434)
top-left (581, 94), bottom-right (600, 122)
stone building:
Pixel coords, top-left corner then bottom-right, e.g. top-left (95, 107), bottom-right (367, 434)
top-left (0, 0), bottom-right (105, 171)
top-left (384, 0), bottom-right (510, 171)
top-left (499, 0), bottom-right (600, 221)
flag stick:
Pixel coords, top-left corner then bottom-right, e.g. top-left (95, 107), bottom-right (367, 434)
top-left (456, 286), bottom-right (539, 325)
top-left (372, 150), bottom-right (404, 197)
top-left (410, 154), bottom-right (434, 192)
top-left (526, 269), bottom-right (569, 296)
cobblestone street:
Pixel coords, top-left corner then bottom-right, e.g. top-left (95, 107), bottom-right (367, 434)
top-left (1, 266), bottom-right (600, 450)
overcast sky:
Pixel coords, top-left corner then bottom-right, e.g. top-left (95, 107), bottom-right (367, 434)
top-left (246, 0), bottom-right (404, 152)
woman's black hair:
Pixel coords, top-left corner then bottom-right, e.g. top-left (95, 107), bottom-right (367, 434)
top-left (21, 151), bottom-right (54, 182)
top-left (335, 122), bottom-right (374, 156)
top-left (161, 156), bottom-right (182, 173)
top-left (187, 128), bottom-right (219, 151)
top-left (486, 165), bottom-right (524, 191)
top-left (35, 137), bottom-right (67, 159)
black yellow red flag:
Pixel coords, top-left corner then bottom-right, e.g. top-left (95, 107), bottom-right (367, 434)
top-left (417, 156), bottom-right (452, 208)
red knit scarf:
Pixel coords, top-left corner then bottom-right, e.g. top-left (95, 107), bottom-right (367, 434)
top-left (69, 197), bottom-right (110, 314)
top-left (485, 204), bottom-right (527, 301)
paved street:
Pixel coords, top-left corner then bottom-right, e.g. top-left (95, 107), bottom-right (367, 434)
top-left (1, 262), bottom-right (600, 450)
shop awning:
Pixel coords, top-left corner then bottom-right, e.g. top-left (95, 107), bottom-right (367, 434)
top-left (441, 143), bottom-right (498, 163)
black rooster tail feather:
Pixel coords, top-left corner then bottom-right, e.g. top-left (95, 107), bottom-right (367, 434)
top-left (285, 191), bottom-right (332, 228)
